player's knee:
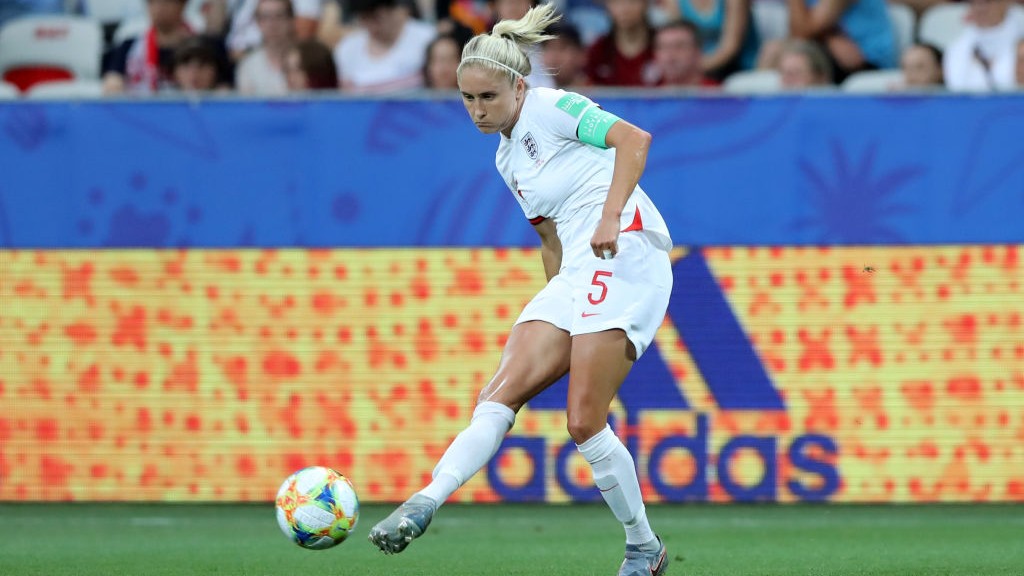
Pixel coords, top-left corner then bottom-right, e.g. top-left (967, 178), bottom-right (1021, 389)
top-left (566, 413), bottom-right (604, 445)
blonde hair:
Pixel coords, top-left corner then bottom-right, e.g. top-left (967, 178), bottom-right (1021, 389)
top-left (457, 3), bottom-right (561, 84)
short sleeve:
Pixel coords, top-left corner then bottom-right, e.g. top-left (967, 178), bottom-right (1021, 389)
top-left (543, 91), bottom-right (620, 149)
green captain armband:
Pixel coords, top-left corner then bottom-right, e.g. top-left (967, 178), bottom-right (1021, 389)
top-left (577, 106), bottom-right (621, 149)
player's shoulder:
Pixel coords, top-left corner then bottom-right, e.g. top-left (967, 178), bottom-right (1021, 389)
top-left (528, 87), bottom-right (595, 118)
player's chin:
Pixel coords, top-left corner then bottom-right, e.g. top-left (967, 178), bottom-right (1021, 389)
top-left (474, 123), bottom-right (498, 134)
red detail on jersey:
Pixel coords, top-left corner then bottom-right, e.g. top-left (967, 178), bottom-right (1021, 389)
top-left (621, 207), bottom-right (644, 233)
top-left (581, 311), bottom-right (601, 318)
top-left (517, 189), bottom-right (525, 199)
top-left (529, 216), bottom-right (547, 225)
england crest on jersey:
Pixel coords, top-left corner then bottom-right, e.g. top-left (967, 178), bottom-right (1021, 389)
top-left (520, 132), bottom-right (539, 160)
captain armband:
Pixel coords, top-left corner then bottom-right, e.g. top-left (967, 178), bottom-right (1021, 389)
top-left (577, 106), bottom-right (621, 149)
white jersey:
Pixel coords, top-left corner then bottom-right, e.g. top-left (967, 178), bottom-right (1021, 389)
top-left (496, 88), bottom-right (673, 263)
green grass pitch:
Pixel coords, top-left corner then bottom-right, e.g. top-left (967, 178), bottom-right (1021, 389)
top-left (1, 502), bottom-right (1021, 575)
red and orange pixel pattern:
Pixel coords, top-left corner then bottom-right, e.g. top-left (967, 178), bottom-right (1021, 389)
top-left (0, 246), bottom-right (1022, 502)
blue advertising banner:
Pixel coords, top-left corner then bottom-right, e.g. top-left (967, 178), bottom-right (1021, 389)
top-left (1, 94), bottom-right (1022, 249)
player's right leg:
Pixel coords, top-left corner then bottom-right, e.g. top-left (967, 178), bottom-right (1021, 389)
top-left (368, 319), bottom-right (570, 554)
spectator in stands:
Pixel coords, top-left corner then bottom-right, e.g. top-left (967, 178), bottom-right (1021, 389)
top-left (758, 0), bottom-right (896, 84)
top-left (777, 38), bottom-right (832, 89)
top-left (423, 34), bottom-right (463, 89)
top-left (171, 35), bottom-right (232, 92)
top-left (652, 19), bottom-right (720, 88)
top-left (943, 0), bottom-right (1023, 91)
top-left (900, 42), bottom-right (943, 89)
top-left (315, 0), bottom-right (349, 50)
top-left (226, 0), bottom-right (322, 61)
top-left (236, 0), bottom-right (295, 95)
top-left (190, 0), bottom-right (230, 37)
top-left (318, 0), bottom-right (475, 63)
top-left (1017, 38), bottom-right (1024, 87)
top-left (285, 38), bottom-right (339, 89)
top-left (102, 0), bottom-right (196, 95)
top-left (487, 0), bottom-right (554, 87)
top-left (541, 21), bottom-right (590, 89)
top-left (887, 0), bottom-right (944, 18)
top-left (585, 0), bottom-right (658, 86)
top-left (660, 0), bottom-right (760, 80)
top-left (334, 0), bottom-right (435, 92)
top-left (435, 0), bottom-right (487, 43)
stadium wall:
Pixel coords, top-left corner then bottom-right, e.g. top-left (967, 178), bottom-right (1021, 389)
top-left (0, 95), bottom-right (1022, 503)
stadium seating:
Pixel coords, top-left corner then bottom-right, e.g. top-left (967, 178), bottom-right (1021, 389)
top-left (0, 80), bottom-right (19, 99)
top-left (887, 3), bottom-right (916, 54)
top-left (752, 1), bottom-right (789, 42)
top-left (722, 69), bottom-right (782, 93)
top-left (26, 78), bottom-right (105, 99)
top-left (841, 69), bottom-right (905, 92)
top-left (918, 2), bottom-right (968, 51)
top-left (0, 15), bottom-right (103, 93)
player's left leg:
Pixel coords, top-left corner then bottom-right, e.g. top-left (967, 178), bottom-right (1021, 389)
top-left (568, 329), bottom-right (669, 576)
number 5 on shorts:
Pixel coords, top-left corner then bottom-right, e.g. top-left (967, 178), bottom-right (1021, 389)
top-left (588, 270), bottom-right (613, 305)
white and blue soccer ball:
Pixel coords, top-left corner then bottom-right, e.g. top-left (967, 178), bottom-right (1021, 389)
top-left (275, 466), bottom-right (360, 550)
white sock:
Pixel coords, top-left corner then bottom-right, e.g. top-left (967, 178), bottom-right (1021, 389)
top-left (415, 401), bottom-right (516, 505)
top-left (577, 424), bottom-right (657, 546)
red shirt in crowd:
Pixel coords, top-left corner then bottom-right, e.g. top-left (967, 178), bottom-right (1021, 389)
top-left (584, 35), bottom-right (657, 87)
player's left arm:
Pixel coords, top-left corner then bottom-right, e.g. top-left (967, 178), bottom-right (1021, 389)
top-left (590, 119), bottom-right (651, 259)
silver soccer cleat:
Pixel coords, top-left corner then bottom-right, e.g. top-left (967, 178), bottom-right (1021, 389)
top-left (619, 535), bottom-right (669, 576)
top-left (367, 494), bottom-right (437, 554)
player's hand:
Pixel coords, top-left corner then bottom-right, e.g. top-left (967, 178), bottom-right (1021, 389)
top-left (591, 217), bottom-right (620, 260)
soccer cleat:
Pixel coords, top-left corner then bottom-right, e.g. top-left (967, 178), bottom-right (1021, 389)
top-left (619, 535), bottom-right (669, 576)
top-left (367, 494), bottom-right (437, 554)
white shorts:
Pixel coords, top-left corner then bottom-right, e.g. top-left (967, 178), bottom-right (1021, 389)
top-left (514, 231), bottom-right (673, 359)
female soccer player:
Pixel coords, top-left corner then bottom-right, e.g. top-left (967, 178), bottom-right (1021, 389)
top-left (369, 5), bottom-right (673, 575)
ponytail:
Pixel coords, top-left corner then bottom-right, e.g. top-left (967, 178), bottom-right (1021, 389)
top-left (458, 3), bottom-right (561, 83)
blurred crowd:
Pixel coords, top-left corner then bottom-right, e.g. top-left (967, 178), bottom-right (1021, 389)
top-left (1, 0), bottom-right (1023, 96)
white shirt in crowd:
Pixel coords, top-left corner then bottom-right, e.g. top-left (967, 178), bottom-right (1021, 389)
top-left (943, 5), bottom-right (1024, 92)
top-left (226, 0), bottom-right (323, 55)
top-left (334, 18), bottom-right (435, 93)
top-left (236, 47), bottom-right (289, 95)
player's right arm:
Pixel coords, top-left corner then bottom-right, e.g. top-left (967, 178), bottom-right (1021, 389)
top-left (534, 218), bottom-right (561, 282)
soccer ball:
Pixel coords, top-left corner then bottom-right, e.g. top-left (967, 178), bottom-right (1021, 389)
top-left (275, 466), bottom-right (360, 550)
